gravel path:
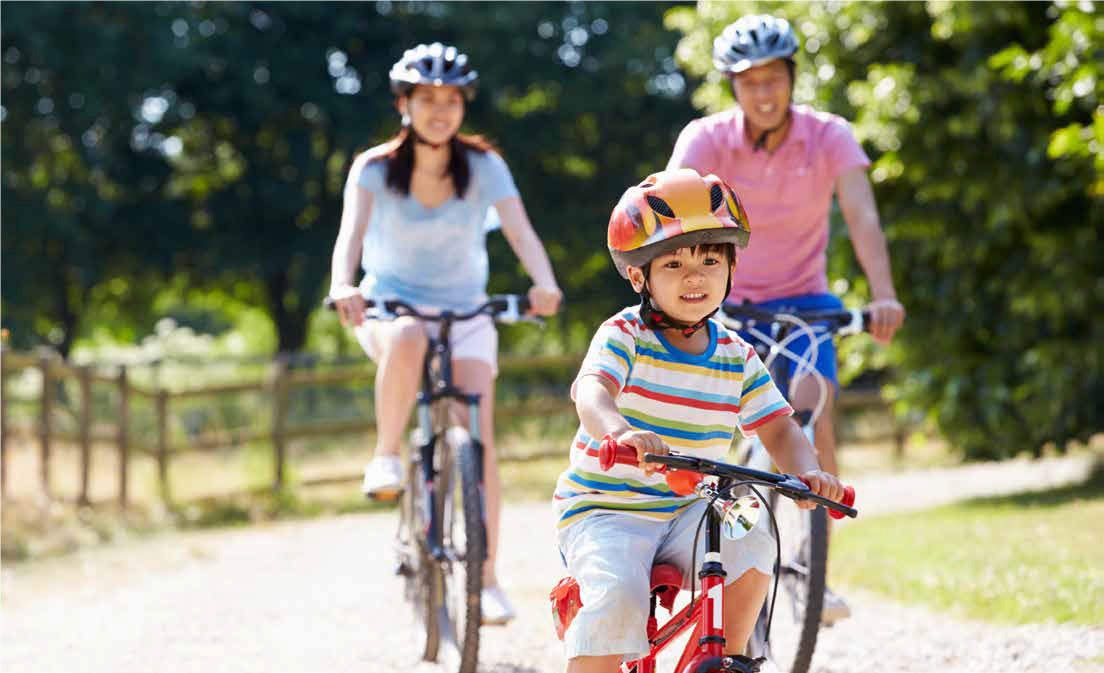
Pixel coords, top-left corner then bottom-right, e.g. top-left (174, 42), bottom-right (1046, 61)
top-left (2, 454), bottom-right (1101, 673)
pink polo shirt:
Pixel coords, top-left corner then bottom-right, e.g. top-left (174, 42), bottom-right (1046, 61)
top-left (668, 104), bottom-right (870, 303)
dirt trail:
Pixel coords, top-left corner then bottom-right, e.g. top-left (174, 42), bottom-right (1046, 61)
top-left (2, 454), bottom-right (1100, 672)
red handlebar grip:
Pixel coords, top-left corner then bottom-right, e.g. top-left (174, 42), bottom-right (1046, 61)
top-left (827, 485), bottom-right (856, 520)
top-left (599, 435), bottom-right (641, 471)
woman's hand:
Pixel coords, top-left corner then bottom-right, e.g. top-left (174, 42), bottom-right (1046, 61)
top-left (330, 284), bottom-right (366, 327)
top-left (528, 284), bottom-right (562, 316)
top-left (614, 429), bottom-right (668, 476)
top-left (795, 469), bottom-right (844, 510)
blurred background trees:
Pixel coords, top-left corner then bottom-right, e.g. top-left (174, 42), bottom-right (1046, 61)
top-left (3, 1), bottom-right (1101, 459)
top-left (668, 1), bottom-right (1102, 458)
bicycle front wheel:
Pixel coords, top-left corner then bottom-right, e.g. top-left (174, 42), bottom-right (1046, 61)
top-left (756, 493), bottom-right (828, 673)
top-left (398, 446), bottom-right (441, 662)
top-left (438, 426), bottom-right (486, 673)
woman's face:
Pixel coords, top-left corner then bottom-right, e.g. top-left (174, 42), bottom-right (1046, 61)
top-left (399, 84), bottom-right (465, 145)
top-left (731, 59), bottom-right (792, 131)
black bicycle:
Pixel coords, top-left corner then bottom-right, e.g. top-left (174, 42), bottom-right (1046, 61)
top-left (326, 293), bottom-right (540, 673)
top-left (717, 302), bottom-right (869, 673)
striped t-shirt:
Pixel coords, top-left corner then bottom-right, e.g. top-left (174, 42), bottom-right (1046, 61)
top-left (553, 306), bottom-right (793, 530)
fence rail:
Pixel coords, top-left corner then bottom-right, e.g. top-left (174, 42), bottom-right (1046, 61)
top-left (0, 348), bottom-right (904, 509)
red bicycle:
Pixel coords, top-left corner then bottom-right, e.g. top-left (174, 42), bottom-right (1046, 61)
top-left (550, 438), bottom-right (856, 673)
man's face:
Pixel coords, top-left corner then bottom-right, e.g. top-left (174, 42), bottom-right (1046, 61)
top-left (731, 59), bottom-right (792, 131)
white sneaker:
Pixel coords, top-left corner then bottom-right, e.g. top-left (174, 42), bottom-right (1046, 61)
top-left (361, 455), bottom-right (403, 499)
top-left (821, 586), bottom-right (852, 625)
top-left (481, 585), bottom-right (516, 626)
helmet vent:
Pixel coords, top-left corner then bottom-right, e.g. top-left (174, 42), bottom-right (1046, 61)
top-left (645, 195), bottom-right (675, 218)
top-left (709, 184), bottom-right (725, 211)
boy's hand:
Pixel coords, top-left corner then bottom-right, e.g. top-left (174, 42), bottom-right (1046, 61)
top-left (796, 470), bottom-right (844, 510)
top-left (614, 429), bottom-right (668, 476)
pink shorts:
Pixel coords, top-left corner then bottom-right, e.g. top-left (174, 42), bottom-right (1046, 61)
top-left (353, 311), bottom-right (499, 377)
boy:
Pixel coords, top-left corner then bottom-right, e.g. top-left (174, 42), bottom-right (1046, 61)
top-left (553, 168), bottom-right (844, 673)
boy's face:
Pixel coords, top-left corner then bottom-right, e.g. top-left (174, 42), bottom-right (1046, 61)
top-left (628, 246), bottom-right (734, 323)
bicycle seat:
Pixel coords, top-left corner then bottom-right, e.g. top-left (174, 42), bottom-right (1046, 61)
top-left (650, 563), bottom-right (683, 612)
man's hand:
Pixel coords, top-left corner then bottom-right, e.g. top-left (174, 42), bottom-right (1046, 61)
top-left (528, 284), bottom-right (563, 316)
top-left (330, 284), bottom-right (365, 327)
top-left (865, 298), bottom-right (905, 344)
top-left (614, 429), bottom-right (668, 476)
top-left (795, 469), bottom-right (844, 510)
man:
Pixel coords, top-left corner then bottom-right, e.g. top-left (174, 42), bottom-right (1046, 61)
top-left (667, 14), bottom-right (905, 623)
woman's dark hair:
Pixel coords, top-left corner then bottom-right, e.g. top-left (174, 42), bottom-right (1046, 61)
top-left (367, 127), bottom-right (499, 199)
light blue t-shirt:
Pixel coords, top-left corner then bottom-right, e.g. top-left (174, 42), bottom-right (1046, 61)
top-left (353, 146), bottom-right (520, 310)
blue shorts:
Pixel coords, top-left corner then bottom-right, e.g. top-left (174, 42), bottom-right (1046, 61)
top-left (733, 293), bottom-right (843, 389)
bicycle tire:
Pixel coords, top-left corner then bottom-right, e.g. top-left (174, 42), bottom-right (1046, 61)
top-left (760, 493), bottom-right (828, 673)
top-left (399, 448), bottom-right (441, 662)
top-left (438, 426), bottom-right (486, 673)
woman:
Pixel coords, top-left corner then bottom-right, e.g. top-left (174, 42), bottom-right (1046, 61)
top-left (330, 42), bottom-right (562, 624)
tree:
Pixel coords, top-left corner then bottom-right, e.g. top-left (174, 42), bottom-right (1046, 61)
top-left (667, 1), bottom-right (1103, 458)
top-left (1, 3), bottom-right (189, 354)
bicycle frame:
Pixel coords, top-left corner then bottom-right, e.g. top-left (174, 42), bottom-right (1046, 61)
top-left (625, 480), bottom-right (749, 673)
top-left (412, 312), bottom-right (486, 563)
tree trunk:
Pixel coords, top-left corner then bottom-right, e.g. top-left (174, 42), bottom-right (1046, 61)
top-left (265, 268), bottom-right (309, 354)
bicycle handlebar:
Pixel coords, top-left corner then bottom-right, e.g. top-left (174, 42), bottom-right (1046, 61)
top-left (324, 294), bottom-right (542, 326)
top-left (719, 302), bottom-right (870, 337)
top-left (598, 436), bottom-right (857, 519)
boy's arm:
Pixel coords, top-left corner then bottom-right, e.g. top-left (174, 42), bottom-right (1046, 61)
top-left (755, 415), bottom-right (843, 504)
top-left (574, 374), bottom-right (667, 473)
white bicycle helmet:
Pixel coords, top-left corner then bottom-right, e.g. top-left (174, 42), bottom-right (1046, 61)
top-left (389, 42), bottom-right (478, 100)
top-left (713, 15), bottom-right (799, 74)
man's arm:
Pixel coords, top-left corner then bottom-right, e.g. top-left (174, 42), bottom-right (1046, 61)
top-left (837, 167), bottom-right (905, 344)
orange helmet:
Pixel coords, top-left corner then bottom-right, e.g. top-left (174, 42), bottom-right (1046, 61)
top-left (607, 168), bottom-right (751, 279)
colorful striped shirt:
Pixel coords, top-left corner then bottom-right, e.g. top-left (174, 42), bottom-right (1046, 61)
top-left (553, 306), bottom-right (793, 530)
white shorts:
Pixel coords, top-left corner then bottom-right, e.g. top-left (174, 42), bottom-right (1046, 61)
top-left (353, 310), bottom-right (499, 377)
top-left (555, 500), bottom-right (776, 659)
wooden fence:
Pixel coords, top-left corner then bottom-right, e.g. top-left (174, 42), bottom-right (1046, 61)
top-left (0, 348), bottom-right (903, 509)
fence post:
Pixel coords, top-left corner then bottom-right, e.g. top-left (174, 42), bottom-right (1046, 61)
top-left (78, 365), bottom-right (93, 506)
top-left (156, 388), bottom-right (171, 507)
top-left (0, 348), bottom-right (8, 499)
top-left (117, 365), bottom-right (129, 509)
top-left (271, 354), bottom-right (290, 493)
top-left (39, 353), bottom-right (53, 498)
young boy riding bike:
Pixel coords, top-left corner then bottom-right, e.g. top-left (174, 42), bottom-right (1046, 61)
top-left (553, 168), bottom-right (844, 673)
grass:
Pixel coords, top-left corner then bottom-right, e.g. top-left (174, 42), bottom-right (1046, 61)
top-left (829, 459), bottom-right (1104, 625)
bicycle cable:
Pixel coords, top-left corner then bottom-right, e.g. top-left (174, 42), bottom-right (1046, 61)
top-left (686, 477), bottom-right (783, 652)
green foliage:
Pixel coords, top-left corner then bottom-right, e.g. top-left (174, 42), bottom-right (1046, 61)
top-left (2, 1), bottom-right (696, 357)
top-left (668, 1), bottom-right (1103, 458)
